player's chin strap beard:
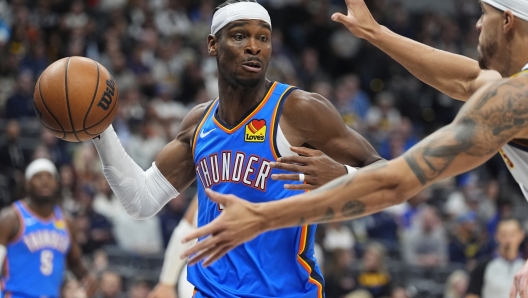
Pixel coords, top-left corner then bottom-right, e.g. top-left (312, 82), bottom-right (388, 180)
top-left (211, 2), bottom-right (272, 35)
top-left (481, 0), bottom-right (528, 22)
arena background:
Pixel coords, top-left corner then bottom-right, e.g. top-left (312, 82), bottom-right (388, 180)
top-left (1, 0), bottom-right (528, 297)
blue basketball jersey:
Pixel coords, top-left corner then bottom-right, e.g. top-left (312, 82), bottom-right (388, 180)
top-left (188, 82), bottom-right (324, 298)
top-left (1, 201), bottom-right (71, 298)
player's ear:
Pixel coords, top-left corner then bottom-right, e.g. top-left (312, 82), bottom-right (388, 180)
top-left (503, 10), bottom-right (515, 34)
top-left (208, 35), bottom-right (218, 57)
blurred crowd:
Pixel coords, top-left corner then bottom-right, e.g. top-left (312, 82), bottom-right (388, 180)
top-left (1, 0), bottom-right (528, 297)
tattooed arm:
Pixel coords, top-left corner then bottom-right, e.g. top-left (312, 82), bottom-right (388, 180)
top-left (182, 76), bottom-right (528, 266)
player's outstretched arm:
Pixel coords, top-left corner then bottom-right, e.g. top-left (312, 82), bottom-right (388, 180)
top-left (148, 196), bottom-right (198, 298)
top-left (182, 76), bottom-right (528, 266)
top-left (332, 0), bottom-right (501, 101)
top-left (92, 103), bottom-right (207, 219)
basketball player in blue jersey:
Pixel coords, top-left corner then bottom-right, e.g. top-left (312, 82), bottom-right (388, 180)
top-left (91, 0), bottom-right (386, 297)
top-left (0, 158), bottom-right (96, 298)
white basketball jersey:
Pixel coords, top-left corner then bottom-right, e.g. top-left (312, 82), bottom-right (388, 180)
top-left (500, 142), bottom-right (528, 199)
top-left (499, 64), bottom-right (528, 200)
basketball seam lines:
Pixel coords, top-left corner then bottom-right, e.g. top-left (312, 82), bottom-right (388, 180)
top-left (38, 78), bottom-right (66, 139)
top-left (82, 71), bottom-right (118, 133)
top-left (83, 60), bottom-right (100, 136)
top-left (64, 57), bottom-right (81, 142)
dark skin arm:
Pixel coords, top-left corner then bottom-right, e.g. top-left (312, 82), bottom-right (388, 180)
top-left (65, 217), bottom-right (97, 297)
top-left (182, 75), bottom-right (528, 266)
top-left (272, 90), bottom-right (384, 190)
top-left (155, 102), bottom-right (210, 192)
top-left (0, 207), bottom-right (20, 248)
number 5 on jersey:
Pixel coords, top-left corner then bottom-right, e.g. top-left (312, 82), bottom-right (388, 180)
top-left (40, 250), bottom-right (54, 276)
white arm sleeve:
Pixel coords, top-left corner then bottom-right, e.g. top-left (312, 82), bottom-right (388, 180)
top-left (0, 244), bottom-right (6, 273)
top-left (159, 218), bottom-right (197, 285)
top-left (92, 125), bottom-right (179, 220)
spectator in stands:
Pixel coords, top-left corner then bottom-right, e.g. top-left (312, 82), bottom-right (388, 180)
top-left (449, 211), bottom-right (493, 269)
top-left (465, 218), bottom-right (525, 298)
top-left (325, 248), bottom-right (357, 298)
top-left (444, 270), bottom-right (468, 298)
top-left (4, 70), bottom-right (34, 119)
top-left (0, 119), bottom-right (28, 204)
top-left (402, 206), bottom-right (448, 268)
top-left (96, 270), bottom-right (126, 298)
top-left (356, 242), bottom-right (392, 298)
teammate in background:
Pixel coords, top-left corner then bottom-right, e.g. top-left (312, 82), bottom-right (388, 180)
top-left (0, 158), bottom-right (96, 298)
top-left (91, 0), bottom-right (383, 296)
top-left (148, 196), bottom-right (198, 298)
top-left (181, 1), bottom-right (528, 297)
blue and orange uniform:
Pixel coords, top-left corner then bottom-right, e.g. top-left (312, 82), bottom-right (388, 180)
top-left (1, 201), bottom-right (71, 298)
top-left (189, 82), bottom-right (324, 297)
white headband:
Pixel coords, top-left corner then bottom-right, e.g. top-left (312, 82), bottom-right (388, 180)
top-left (25, 158), bottom-right (58, 181)
top-left (211, 2), bottom-right (272, 35)
top-left (482, 0), bottom-right (528, 22)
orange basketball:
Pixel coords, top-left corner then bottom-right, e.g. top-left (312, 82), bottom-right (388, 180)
top-left (34, 56), bottom-right (119, 142)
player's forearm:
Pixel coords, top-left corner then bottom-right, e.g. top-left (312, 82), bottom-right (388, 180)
top-left (93, 126), bottom-right (179, 219)
top-left (367, 26), bottom-right (481, 101)
top-left (261, 159), bottom-right (417, 229)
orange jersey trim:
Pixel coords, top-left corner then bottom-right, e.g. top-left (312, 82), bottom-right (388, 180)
top-left (269, 86), bottom-right (295, 160)
top-left (213, 82), bottom-right (278, 134)
top-left (192, 99), bottom-right (218, 158)
top-left (296, 225), bottom-right (323, 298)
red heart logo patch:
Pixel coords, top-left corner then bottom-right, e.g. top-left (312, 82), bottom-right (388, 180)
top-left (248, 119), bottom-right (266, 133)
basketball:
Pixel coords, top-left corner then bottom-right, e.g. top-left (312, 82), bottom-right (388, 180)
top-left (33, 56), bottom-right (119, 142)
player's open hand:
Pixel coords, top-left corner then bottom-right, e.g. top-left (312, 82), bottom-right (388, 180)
top-left (181, 189), bottom-right (266, 267)
top-left (147, 283), bottom-right (177, 298)
top-left (271, 146), bottom-right (348, 190)
top-left (331, 0), bottom-right (381, 40)
top-left (511, 260), bottom-right (528, 298)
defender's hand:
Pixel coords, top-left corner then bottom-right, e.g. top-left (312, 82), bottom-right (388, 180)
top-left (271, 146), bottom-right (348, 190)
top-left (147, 283), bottom-right (177, 298)
top-left (331, 0), bottom-right (381, 40)
top-left (511, 260), bottom-right (528, 298)
top-left (181, 189), bottom-right (266, 267)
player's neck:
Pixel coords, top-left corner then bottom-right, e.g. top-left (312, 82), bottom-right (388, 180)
top-left (503, 37), bottom-right (528, 76)
top-left (216, 77), bottom-right (269, 127)
top-left (25, 198), bottom-right (55, 218)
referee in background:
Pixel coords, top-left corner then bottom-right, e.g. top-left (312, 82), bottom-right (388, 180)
top-left (466, 217), bottom-right (525, 298)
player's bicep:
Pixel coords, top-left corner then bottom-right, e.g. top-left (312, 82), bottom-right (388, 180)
top-left (298, 93), bottom-right (381, 166)
top-left (0, 208), bottom-right (18, 245)
top-left (155, 103), bottom-right (210, 192)
top-left (156, 139), bottom-right (196, 192)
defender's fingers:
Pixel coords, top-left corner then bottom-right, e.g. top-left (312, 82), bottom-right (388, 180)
top-left (271, 174), bottom-right (300, 181)
top-left (181, 234), bottom-right (220, 258)
top-left (275, 155), bottom-right (309, 165)
top-left (182, 223), bottom-right (217, 244)
top-left (203, 245), bottom-right (233, 268)
top-left (188, 244), bottom-right (221, 266)
top-left (270, 162), bottom-right (302, 173)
